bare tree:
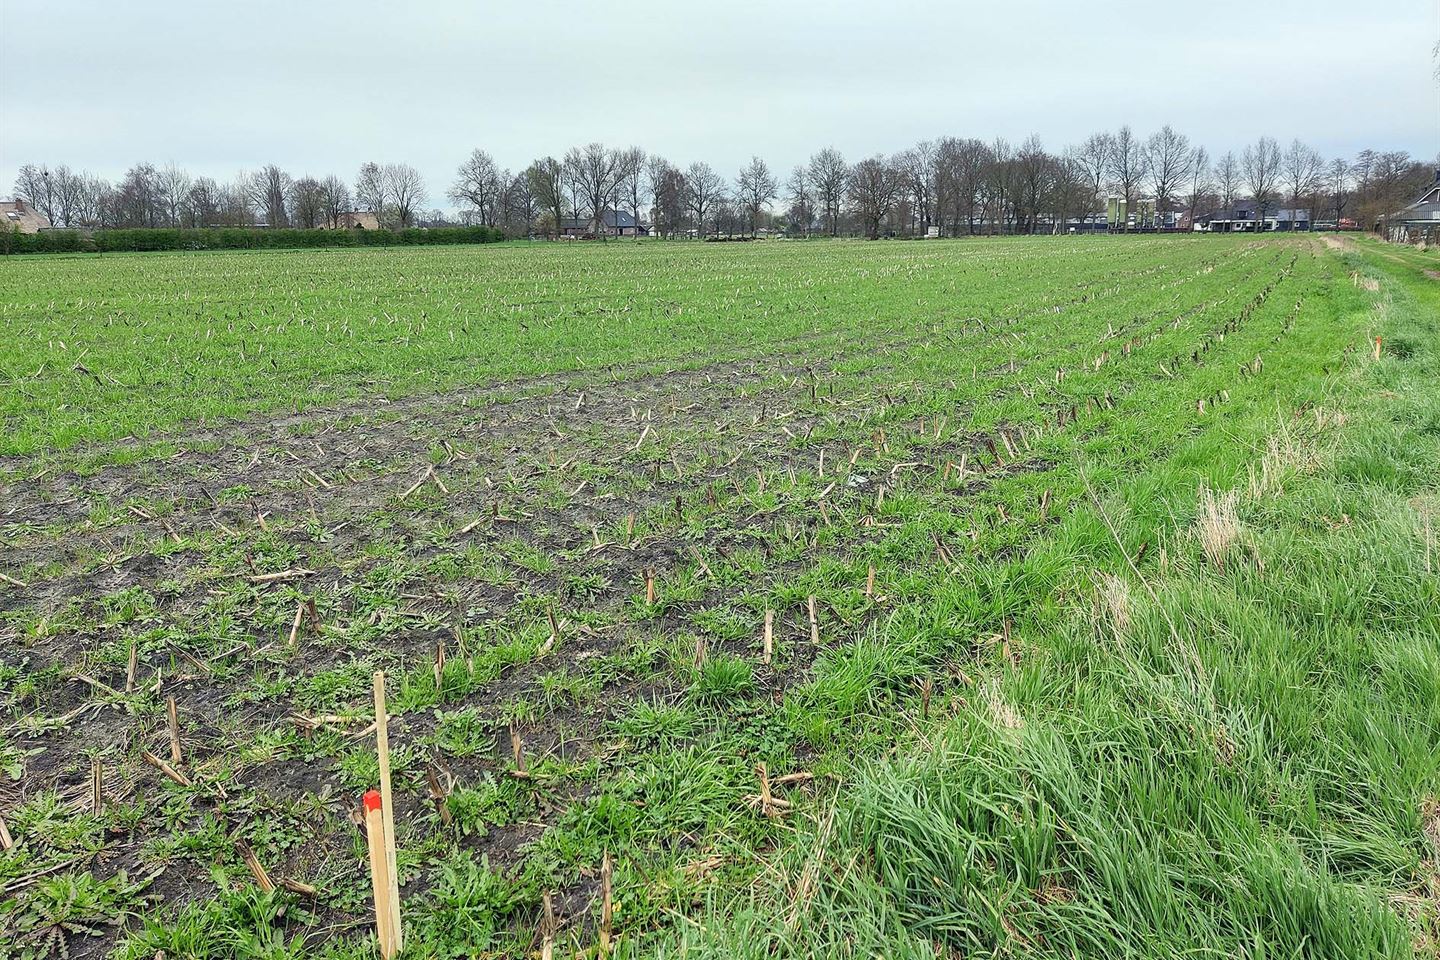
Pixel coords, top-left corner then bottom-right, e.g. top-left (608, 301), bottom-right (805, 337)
top-left (1215, 151), bottom-right (1241, 211)
top-left (504, 171), bottom-right (539, 236)
top-left (16, 164), bottom-right (92, 228)
top-left (525, 157), bottom-right (566, 238)
top-left (1282, 139), bottom-right (1324, 229)
top-left (115, 163), bottom-right (163, 227)
top-left (1351, 149), bottom-right (1377, 199)
top-left (1013, 135), bottom-right (1052, 234)
top-left (1144, 125), bottom-right (1192, 225)
top-left (785, 165), bottom-right (813, 236)
top-left (616, 146), bottom-right (647, 231)
top-left (382, 163), bottom-right (425, 228)
top-left (449, 149), bottom-right (504, 226)
top-left (49, 166), bottom-right (86, 228)
top-left (1242, 136), bottom-right (1282, 227)
top-left (649, 159), bottom-right (686, 238)
top-left (684, 161), bottom-right (725, 236)
top-left (899, 140), bottom-right (937, 235)
top-left (936, 137), bottom-right (988, 235)
top-left (1327, 157), bottom-right (1350, 224)
top-left (156, 164), bottom-right (192, 227)
top-left (1051, 151), bottom-right (1092, 231)
top-left (1074, 132), bottom-right (1113, 215)
top-left (847, 155), bottom-right (901, 239)
top-left (736, 156), bottom-right (777, 236)
top-left (1107, 126), bottom-right (1144, 231)
top-left (13, 164), bottom-right (57, 223)
top-left (76, 172), bottom-right (111, 228)
top-left (250, 165), bottom-right (292, 228)
top-left (220, 175), bottom-right (256, 226)
top-left (984, 137), bottom-right (1017, 234)
top-left (289, 176), bottom-right (325, 229)
top-left (564, 142), bottom-right (622, 236)
top-left (185, 177), bottom-right (223, 228)
top-left (320, 175), bottom-right (351, 228)
top-left (355, 162), bottom-right (387, 218)
top-left (1184, 146), bottom-right (1211, 229)
top-left (807, 147), bottom-right (847, 236)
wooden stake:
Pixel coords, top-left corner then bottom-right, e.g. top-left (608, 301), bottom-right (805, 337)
top-left (372, 672), bottom-right (403, 952)
top-left (762, 609), bottom-right (774, 665)
top-left (363, 790), bottom-right (397, 959)
top-left (599, 849), bottom-right (614, 955)
top-left (166, 697), bottom-right (182, 765)
top-left (1373, 335), bottom-right (1382, 361)
top-left (644, 568), bottom-right (656, 605)
top-left (807, 596), bottom-right (820, 645)
top-left (541, 891), bottom-right (556, 960)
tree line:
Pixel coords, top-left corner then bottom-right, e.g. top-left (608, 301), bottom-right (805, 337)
top-left (12, 128), bottom-right (1435, 238)
top-left (10, 162), bottom-right (429, 232)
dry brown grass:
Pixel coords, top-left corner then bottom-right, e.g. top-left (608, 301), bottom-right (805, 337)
top-left (1092, 570), bottom-right (1132, 641)
top-left (982, 679), bottom-right (1023, 731)
top-left (1195, 483), bottom-right (1242, 571)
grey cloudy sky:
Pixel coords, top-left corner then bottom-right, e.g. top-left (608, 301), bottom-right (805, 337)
top-left (2, 0), bottom-right (1436, 211)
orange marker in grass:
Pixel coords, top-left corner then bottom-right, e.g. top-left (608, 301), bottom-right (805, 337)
top-left (364, 790), bottom-right (398, 958)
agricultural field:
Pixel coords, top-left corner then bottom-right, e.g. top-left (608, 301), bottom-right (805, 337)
top-left (0, 235), bottom-right (1437, 959)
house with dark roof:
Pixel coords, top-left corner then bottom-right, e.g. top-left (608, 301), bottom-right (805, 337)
top-left (1381, 169), bottom-right (1440, 242)
top-left (559, 209), bottom-right (648, 238)
top-left (1199, 202), bottom-right (1309, 232)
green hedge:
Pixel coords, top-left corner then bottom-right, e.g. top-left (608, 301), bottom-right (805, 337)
top-left (0, 225), bottom-right (506, 255)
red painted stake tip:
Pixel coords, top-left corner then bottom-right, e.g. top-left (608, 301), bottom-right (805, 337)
top-left (363, 789), bottom-right (382, 812)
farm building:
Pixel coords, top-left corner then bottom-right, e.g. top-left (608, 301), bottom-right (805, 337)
top-left (1, 198), bottom-right (52, 233)
top-left (560, 209), bottom-right (648, 238)
top-left (325, 210), bottom-right (382, 230)
top-left (1380, 169), bottom-right (1440, 242)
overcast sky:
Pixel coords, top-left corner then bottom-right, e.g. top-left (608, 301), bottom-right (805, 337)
top-left (2, 0), bottom-right (1436, 211)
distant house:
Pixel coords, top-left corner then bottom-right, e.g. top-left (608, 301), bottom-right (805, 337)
top-left (326, 210), bottom-right (382, 230)
top-left (559, 209), bottom-right (647, 238)
top-left (1381, 169), bottom-right (1440, 242)
top-left (1, 199), bottom-right (51, 234)
top-left (1199, 202), bottom-right (1308, 232)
